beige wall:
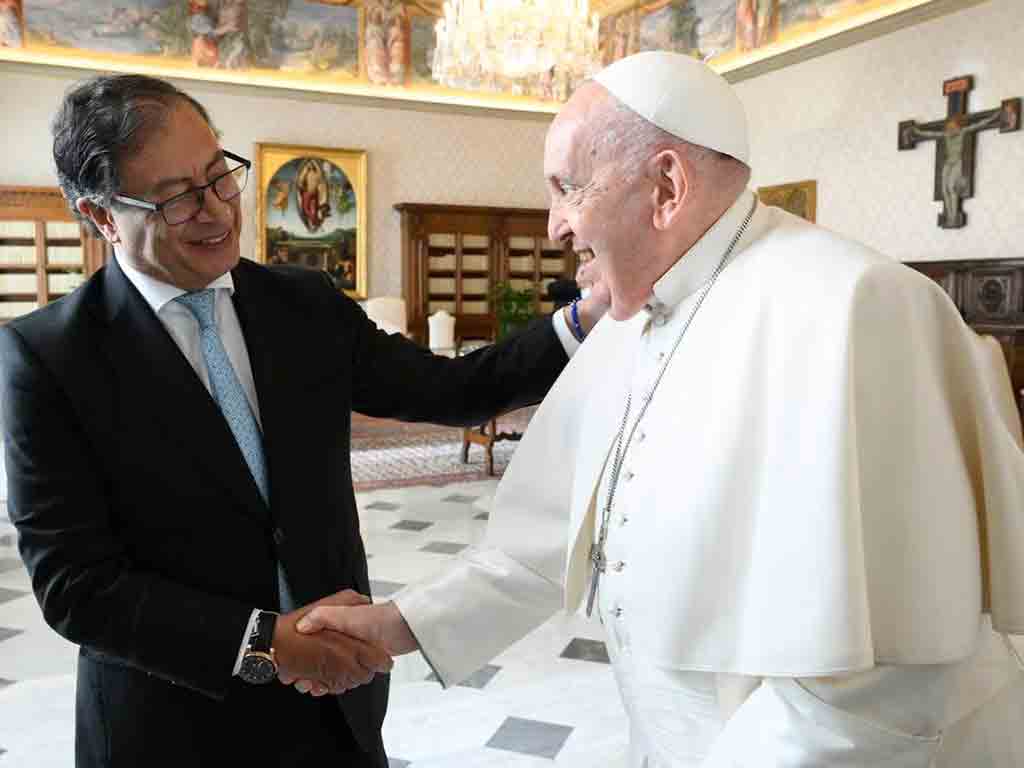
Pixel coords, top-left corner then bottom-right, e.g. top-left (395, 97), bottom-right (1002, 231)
top-left (1, 0), bottom-right (1021, 300)
top-left (736, 0), bottom-right (1024, 262)
top-left (0, 67), bottom-right (552, 298)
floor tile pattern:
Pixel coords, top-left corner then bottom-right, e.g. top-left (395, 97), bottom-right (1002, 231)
top-left (486, 716), bottom-right (574, 760)
top-left (420, 541), bottom-right (468, 555)
top-left (369, 580), bottom-right (406, 599)
top-left (441, 494), bottom-right (479, 504)
top-left (0, 479), bottom-right (627, 767)
top-left (390, 520), bottom-right (434, 532)
top-left (427, 664), bottom-right (503, 690)
top-left (560, 638), bottom-right (610, 665)
top-left (366, 501), bottom-right (403, 512)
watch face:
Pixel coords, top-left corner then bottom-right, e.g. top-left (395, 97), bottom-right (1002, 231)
top-left (240, 654), bottom-right (277, 685)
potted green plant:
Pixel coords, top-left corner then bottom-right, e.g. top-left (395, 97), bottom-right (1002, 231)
top-left (493, 280), bottom-right (536, 340)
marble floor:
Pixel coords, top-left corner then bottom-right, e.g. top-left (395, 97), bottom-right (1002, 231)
top-left (0, 482), bottom-right (629, 767)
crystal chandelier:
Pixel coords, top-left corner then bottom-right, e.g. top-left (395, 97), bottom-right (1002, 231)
top-left (432, 0), bottom-right (601, 100)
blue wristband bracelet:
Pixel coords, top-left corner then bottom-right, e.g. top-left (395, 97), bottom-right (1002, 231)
top-left (569, 299), bottom-right (586, 342)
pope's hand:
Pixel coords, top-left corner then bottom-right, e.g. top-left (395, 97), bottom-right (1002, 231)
top-left (298, 601), bottom-right (418, 655)
top-left (288, 601), bottom-right (419, 696)
top-left (274, 589), bottom-right (393, 696)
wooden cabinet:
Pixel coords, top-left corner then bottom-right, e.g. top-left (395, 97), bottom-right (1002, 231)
top-left (395, 203), bottom-right (577, 345)
top-left (503, 212), bottom-right (575, 316)
top-left (905, 258), bottom-right (1024, 431)
top-left (0, 186), bottom-right (109, 323)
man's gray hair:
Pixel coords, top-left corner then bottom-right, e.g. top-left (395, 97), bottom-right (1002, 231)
top-left (51, 74), bottom-right (218, 236)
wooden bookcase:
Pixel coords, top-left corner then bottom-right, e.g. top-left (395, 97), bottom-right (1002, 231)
top-left (0, 186), bottom-right (109, 323)
top-left (395, 203), bottom-right (577, 345)
top-left (503, 211), bottom-right (574, 315)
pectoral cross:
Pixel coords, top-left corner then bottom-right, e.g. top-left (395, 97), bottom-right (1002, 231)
top-left (585, 542), bottom-right (607, 618)
top-left (898, 75), bottom-right (1020, 229)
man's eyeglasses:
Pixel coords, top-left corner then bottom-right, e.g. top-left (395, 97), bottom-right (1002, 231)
top-left (113, 150), bottom-right (251, 226)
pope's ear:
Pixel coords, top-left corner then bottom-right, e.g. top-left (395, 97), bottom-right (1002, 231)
top-left (75, 198), bottom-right (121, 245)
top-left (649, 149), bottom-right (689, 231)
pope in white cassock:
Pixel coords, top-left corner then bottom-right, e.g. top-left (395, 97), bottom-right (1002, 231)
top-left (298, 51), bottom-right (1024, 766)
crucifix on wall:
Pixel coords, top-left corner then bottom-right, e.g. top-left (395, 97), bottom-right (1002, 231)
top-left (898, 76), bottom-right (1020, 229)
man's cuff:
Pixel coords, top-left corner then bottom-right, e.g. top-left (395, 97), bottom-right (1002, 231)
top-left (232, 609), bottom-right (261, 676)
top-left (552, 308), bottom-right (581, 358)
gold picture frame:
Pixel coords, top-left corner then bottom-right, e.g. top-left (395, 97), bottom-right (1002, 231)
top-left (256, 143), bottom-right (368, 300)
top-left (758, 180), bottom-right (817, 223)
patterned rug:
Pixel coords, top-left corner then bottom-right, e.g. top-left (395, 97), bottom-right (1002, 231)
top-left (350, 408), bottom-right (535, 491)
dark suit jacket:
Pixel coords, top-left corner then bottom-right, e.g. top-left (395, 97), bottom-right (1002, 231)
top-left (0, 257), bottom-right (568, 767)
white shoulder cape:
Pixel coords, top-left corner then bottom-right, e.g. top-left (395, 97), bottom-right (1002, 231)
top-left (394, 205), bottom-right (1024, 684)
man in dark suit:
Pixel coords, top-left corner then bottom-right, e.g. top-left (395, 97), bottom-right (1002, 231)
top-left (0, 75), bottom-right (605, 767)
top-left (546, 276), bottom-right (580, 309)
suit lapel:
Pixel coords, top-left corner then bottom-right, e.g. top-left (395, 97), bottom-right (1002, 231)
top-left (229, 262), bottom-right (296, 521)
top-left (231, 263), bottom-right (341, 605)
top-left (101, 259), bottom-right (271, 526)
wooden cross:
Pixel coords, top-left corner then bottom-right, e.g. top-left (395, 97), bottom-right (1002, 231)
top-left (898, 76), bottom-right (1020, 229)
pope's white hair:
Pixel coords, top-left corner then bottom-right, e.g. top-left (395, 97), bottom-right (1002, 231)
top-left (592, 98), bottom-right (747, 188)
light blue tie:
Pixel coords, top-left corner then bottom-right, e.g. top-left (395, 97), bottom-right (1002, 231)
top-left (175, 289), bottom-right (269, 504)
top-left (176, 290), bottom-right (296, 610)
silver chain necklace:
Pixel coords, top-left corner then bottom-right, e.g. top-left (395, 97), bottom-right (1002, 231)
top-left (585, 198), bottom-right (757, 618)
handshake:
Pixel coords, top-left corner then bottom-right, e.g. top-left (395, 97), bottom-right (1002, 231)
top-left (272, 589), bottom-right (419, 697)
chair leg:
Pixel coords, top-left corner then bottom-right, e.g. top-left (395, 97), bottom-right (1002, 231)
top-left (461, 429), bottom-right (470, 463)
top-left (486, 419), bottom-right (496, 476)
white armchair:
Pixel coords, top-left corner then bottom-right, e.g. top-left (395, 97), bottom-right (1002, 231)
top-left (363, 297), bottom-right (408, 337)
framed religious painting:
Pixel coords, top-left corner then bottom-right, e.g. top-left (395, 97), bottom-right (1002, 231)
top-left (757, 179), bottom-right (817, 222)
top-left (0, 0), bottom-right (23, 48)
top-left (256, 143), bottom-right (368, 300)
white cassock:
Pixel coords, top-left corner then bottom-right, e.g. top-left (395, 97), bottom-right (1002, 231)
top-left (393, 190), bottom-right (1024, 766)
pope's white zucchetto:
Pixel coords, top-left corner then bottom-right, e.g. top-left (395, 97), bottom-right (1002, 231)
top-left (592, 51), bottom-right (751, 167)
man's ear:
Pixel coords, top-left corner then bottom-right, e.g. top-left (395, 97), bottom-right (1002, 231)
top-left (75, 198), bottom-right (121, 245)
top-left (649, 149), bottom-right (690, 231)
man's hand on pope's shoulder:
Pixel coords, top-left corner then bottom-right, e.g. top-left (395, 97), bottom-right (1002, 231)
top-left (273, 589), bottom-right (394, 696)
top-left (285, 601), bottom-right (419, 696)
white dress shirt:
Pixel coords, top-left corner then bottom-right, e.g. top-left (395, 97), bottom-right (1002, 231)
top-left (115, 256), bottom-right (262, 426)
top-left (552, 299), bottom-right (583, 354)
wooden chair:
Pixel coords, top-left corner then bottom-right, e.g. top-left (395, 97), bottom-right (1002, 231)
top-left (456, 334), bottom-right (523, 475)
top-left (461, 418), bottom-right (522, 476)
